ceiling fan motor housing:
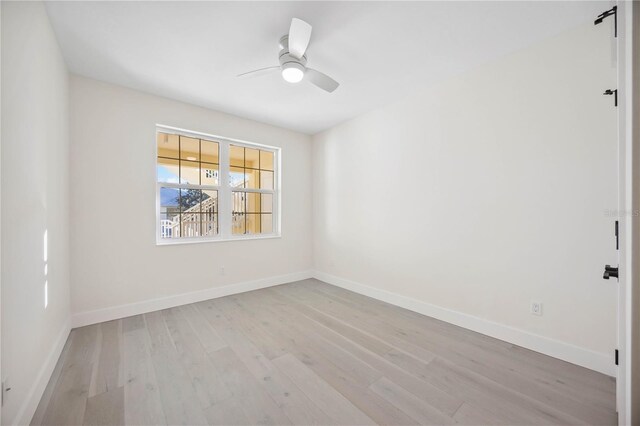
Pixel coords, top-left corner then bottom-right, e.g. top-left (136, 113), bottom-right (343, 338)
top-left (279, 35), bottom-right (307, 70)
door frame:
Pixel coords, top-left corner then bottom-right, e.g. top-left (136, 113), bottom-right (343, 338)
top-left (615, 1), bottom-right (638, 424)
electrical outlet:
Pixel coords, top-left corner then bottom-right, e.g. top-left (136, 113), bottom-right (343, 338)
top-left (220, 266), bottom-right (226, 276)
top-left (531, 301), bottom-right (543, 316)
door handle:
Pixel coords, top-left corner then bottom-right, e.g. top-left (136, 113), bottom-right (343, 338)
top-left (603, 265), bottom-right (619, 280)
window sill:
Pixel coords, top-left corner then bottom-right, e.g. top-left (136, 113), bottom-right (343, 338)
top-left (156, 233), bottom-right (281, 246)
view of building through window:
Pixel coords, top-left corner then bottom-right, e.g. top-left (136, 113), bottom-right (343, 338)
top-left (229, 144), bottom-right (274, 235)
top-left (156, 130), bottom-right (277, 242)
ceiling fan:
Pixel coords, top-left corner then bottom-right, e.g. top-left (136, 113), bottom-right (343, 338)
top-left (238, 18), bottom-right (339, 93)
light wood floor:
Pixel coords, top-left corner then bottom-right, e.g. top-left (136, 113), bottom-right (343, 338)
top-left (32, 279), bottom-right (617, 425)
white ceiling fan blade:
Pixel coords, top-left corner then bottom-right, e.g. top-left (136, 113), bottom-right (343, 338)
top-left (305, 68), bottom-right (339, 93)
top-left (288, 18), bottom-right (312, 59)
top-left (237, 66), bottom-right (280, 78)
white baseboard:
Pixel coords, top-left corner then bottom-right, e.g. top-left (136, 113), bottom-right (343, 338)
top-left (312, 270), bottom-right (614, 376)
top-left (14, 318), bottom-right (71, 426)
top-left (71, 270), bottom-right (314, 328)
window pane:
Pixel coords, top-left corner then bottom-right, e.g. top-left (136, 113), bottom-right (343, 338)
top-left (246, 192), bottom-right (261, 213)
top-left (245, 148), bottom-right (259, 168)
top-left (160, 187), bottom-right (180, 209)
top-left (260, 170), bottom-right (274, 190)
top-left (202, 190), bottom-right (218, 236)
top-left (230, 145), bottom-right (244, 167)
top-left (180, 188), bottom-right (202, 212)
top-left (261, 194), bottom-right (273, 213)
top-left (180, 136), bottom-right (200, 162)
top-left (261, 214), bottom-right (273, 233)
top-left (232, 213), bottom-right (246, 235)
top-left (246, 213), bottom-right (260, 234)
top-left (202, 213), bottom-right (218, 237)
top-left (230, 166), bottom-right (245, 187)
top-left (157, 132), bottom-right (179, 159)
top-left (181, 214), bottom-right (200, 237)
top-left (180, 161), bottom-right (200, 184)
top-left (232, 191), bottom-right (245, 236)
top-left (201, 165), bottom-right (219, 186)
top-left (159, 186), bottom-right (181, 239)
top-left (160, 210), bottom-right (181, 239)
top-left (157, 158), bottom-right (180, 183)
top-left (202, 190), bottom-right (218, 213)
top-left (245, 169), bottom-right (259, 189)
top-left (260, 150), bottom-right (274, 171)
top-left (232, 191), bottom-right (246, 214)
top-left (201, 140), bottom-right (219, 164)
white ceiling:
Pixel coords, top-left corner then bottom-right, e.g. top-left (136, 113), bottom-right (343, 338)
top-left (45, 1), bottom-right (608, 135)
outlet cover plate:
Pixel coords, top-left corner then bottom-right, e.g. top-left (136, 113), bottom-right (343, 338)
top-left (531, 301), bottom-right (543, 316)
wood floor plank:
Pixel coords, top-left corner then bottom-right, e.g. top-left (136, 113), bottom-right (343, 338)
top-left (263, 288), bottom-right (464, 416)
top-left (144, 310), bottom-right (209, 425)
top-left (39, 363), bottom-right (94, 425)
top-left (34, 281), bottom-right (617, 426)
top-left (39, 325), bottom-right (99, 425)
top-left (178, 304), bottom-right (227, 354)
top-left (274, 284), bottom-right (439, 363)
top-left (123, 324), bottom-right (167, 426)
top-left (83, 386), bottom-right (124, 426)
top-left (88, 320), bottom-right (122, 398)
top-left (422, 356), bottom-right (588, 425)
top-left (210, 295), bottom-right (290, 360)
top-left (370, 377), bottom-right (455, 425)
top-left (208, 347), bottom-right (293, 425)
top-left (236, 299), bottom-right (419, 426)
top-left (194, 300), bottom-right (333, 425)
top-left (31, 333), bottom-right (73, 426)
top-left (289, 281), bottom-right (615, 424)
top-left (272, 353), bottom-right (376, 425)
top-left (453, 402), bottom-right (514, 425)
top-left (161, 307), bottom-right (232, 409)
top-left (272, 285), bottom-right (601, 424)
top-left (203, 398), bottom-right (252, 426)
top-left (232, 291), bottom-right (384, 388)
top-left (122, 314), bottom-right (145, 333)
top-left (310, 279), bottom-right (616, 401)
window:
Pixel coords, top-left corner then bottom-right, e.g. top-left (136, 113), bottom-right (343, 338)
top-left (156, 126), bottom-right (279, 243)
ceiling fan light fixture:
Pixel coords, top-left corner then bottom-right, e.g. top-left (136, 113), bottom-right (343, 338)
top-left (281, 63), bottom-right (305, 83)
top-left (237, 18), bottom-right (339, 92)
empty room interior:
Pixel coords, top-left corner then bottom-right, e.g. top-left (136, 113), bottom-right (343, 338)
top-left (2, 1), bottom-right (640, 425)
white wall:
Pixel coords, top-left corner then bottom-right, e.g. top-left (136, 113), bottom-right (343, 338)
top-left (1, 2), bottom-right (71, 424)
top-left (312, 22), bottom-right (618, 370)
top-left (69, 76), bottom-right (312, 320)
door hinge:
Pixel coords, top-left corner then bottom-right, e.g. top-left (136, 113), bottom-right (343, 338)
top-left (603, 265), bottom-right (619, 280)
top-left (615, 220), bottom-right (619, 250)
top-left (615, 349), bottom-right (619, 365)
top-left (594, 5), bottom-right (617, 37)
top-left (603, 89), bottom-right (618, 107)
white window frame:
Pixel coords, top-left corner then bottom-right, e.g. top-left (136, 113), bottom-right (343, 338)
top-left (155, 125), bottom-right (281, 245)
